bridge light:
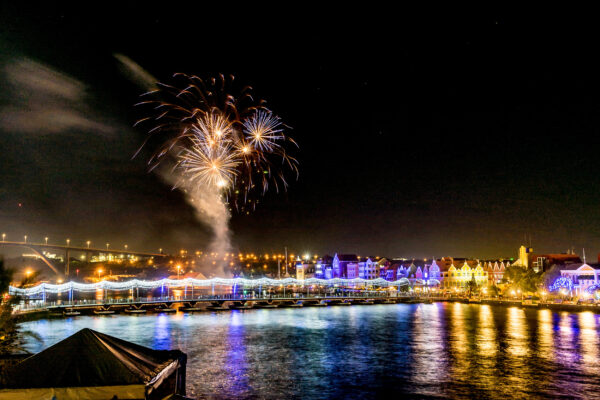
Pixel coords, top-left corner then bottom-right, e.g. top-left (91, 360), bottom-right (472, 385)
top-left (2, 233), bottom-right (5, 241)
top-left (24, 235), bottom-right (27, 243)
top-left (44, 237), bottom-right (48, 244)
top-left (66, 239), bottom-right (70, 246)
top-left (106, 243), bottom-right (109, 250)
top-left (86, 240), bottom-right (90, 248)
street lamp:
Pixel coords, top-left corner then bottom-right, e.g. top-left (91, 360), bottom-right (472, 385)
top-left (2, 233), bottom-right (5, 242)
top-left (44, 237), bottom-right (48, 244)
top-left (124, 244), bottom-right (128, 251)
top-left (106, 243), bottom-right (110, 250)
top-left (176, 265), bottom-right (181, 279)
top-left (66, 238), bottom-right (70, 246)
top-left (97, 268), bottom-right (103, 280)
top-left (86, 240), bottom-right (91, 248)
top-left (24, 235), bottom-right (27, 243)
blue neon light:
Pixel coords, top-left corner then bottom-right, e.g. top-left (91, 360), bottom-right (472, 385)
top-left (549, 277), bottom-right (573, 292)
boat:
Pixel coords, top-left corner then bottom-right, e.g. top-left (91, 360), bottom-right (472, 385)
top-left (124, 308), bottom-right (147, 314)
top-left (206, 306), bottom-right (229, 311)
top-left (63, 310), bottom-right (81, 317)
top-left (303, 302), bottom-right (327, 307)
top-left (229, 304), bottom-right (253, 310)
top-left (354, 300), bottom-right (376, 305)
top-left (278, 303), bottom-right (303, 308)
top-left (180, 307), bottom-right (205, 312)
top-left (155, 307), bottom-right (177, 313)
top-left (254, 304), bottom-right (279, 309)
top-left (93, 309), bottom-right (115, 315)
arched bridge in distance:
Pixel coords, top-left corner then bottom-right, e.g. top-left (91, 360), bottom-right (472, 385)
top-left (0, 240), bottom-right (167, 278)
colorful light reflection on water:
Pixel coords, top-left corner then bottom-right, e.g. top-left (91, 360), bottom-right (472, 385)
top-left (19, 304), bottom-right (600, 399)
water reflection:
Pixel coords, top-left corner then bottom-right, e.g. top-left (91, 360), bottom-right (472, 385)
top-left (18, 304), bottom-right (600, 399)
top-left (476, 304), bottom-right (497, 363)
top-left (538, 309), bottom-right (555, 363)
top-left (410, 304), bottom-right (447, 397)
top-left (506, 307), bottom-right (529, 358)
top-left (578, 312), bottom-right (599, 374)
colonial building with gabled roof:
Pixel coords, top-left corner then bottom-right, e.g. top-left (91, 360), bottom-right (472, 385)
top-left (442, 260), bottom-right (488, 289)
top-left (559, 262), bottom-right (600, 295)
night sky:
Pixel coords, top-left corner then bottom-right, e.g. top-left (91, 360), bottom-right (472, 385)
top-left (1, 6), bottom-right (600, 259)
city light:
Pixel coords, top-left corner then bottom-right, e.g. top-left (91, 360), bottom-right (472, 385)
top-left (10, 276), bottom-right (413, 296)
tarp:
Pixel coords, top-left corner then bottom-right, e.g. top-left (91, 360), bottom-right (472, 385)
top-left (0, 385), bottom-right (145, 400)
top-left (0, 328), bottom-right (186, 393)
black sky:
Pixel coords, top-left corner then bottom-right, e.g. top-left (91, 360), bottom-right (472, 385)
top-left (1, 5), bottom-right (600, 259)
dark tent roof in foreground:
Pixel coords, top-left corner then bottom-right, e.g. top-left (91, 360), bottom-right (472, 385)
top-left (1, 328), bottom-right (185, 389)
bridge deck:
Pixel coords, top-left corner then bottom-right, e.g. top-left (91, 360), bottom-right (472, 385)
top-left (22, 294), bottom-right (418, 313)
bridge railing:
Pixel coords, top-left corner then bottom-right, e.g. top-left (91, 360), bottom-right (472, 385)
top-left (13, 291), bottom-right (416, 312)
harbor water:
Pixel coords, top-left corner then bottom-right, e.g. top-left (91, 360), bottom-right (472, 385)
top-left (19, 303), bottom-right (600, 399)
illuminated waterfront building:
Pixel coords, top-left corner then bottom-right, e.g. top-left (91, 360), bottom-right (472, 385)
top-left (296, 262), bottom-right (315, 280)
top-left (483, 261), bottom-right (507, 285)
top-left (358, 257), bottom-right (381, 280)
top-left (441, 260), bottom-right (488, 289)
top-left (558, 262), bottom-right (600, 295)
top-left (512, 245), bottom-right (581, 272)
top-left (331, 254), bottom-right (359, 278)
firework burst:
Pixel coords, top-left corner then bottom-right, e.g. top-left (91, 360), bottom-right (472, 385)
top-left (135, 73), bottom-right (298, 210)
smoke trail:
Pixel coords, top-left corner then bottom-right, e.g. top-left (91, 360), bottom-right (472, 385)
top-left (0, 57), bottom-right (119, 136)
top-left (158, 169), bottom-right (232, 277)
top-left (113, 53), bottom-right (158, 91)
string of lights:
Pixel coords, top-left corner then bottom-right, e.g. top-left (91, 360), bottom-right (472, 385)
top-left (549, 277), bottom-right (573, 292)
top-left (9, 277), bottom-right (414, 296)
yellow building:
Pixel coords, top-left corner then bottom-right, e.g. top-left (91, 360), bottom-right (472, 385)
top-left (442, 260), bottom-right (488, 289)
